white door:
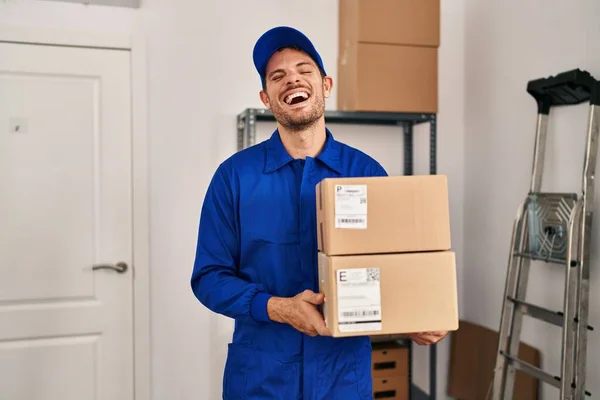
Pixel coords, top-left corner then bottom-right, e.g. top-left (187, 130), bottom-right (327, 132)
top-left (0, 40), bottom-right (134, 400)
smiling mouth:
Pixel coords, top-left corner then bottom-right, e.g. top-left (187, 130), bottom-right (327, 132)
top-left (284, 91), bottom-right (310, 105)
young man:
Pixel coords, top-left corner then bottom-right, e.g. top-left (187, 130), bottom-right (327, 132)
top-left (191, 26), bottom-right (447, 399)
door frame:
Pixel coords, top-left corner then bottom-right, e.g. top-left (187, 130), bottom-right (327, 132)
top-left (0, 24), bottom-right (152, 400)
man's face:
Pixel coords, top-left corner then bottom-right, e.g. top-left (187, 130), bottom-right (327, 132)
top-left (259, 47), bottom-right (332, 131)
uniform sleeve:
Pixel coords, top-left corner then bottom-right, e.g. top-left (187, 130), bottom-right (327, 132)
top-left (190, 163), bottom-right (272, 323)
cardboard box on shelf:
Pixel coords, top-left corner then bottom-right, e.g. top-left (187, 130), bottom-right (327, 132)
top-left (339, 0), bottom-right (440, 47)
top-left (337, 42), bottom-right (438, 113)
top-left (318, 251), bottom-right (459, 338)
top-left (371, 342), bottom-right (410, 399)
top-left (337, 0), bottom-right (440, 113)
top-left (373, 376), bottom-right (409, 400)
top-left (372, 342), bottom-right (409, 378)
top-left (316, 175), bottom-right (451, 256)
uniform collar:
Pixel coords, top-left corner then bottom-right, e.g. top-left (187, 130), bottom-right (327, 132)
top-left (264, 128), bottom-right (342, 173)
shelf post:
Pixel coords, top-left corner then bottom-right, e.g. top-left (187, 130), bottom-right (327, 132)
top-left (430, 115), bottom-right (437, 175)
top-left (403, 122), bottom-right (414, 175)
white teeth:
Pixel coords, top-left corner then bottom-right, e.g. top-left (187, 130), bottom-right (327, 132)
top-left (285, 91), bottom-right (309, 104)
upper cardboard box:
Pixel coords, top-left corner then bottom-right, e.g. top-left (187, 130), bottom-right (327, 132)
top-left (339, 0), bottom-right (440, 47)
top-left (316, 174), bottom-right (451, 256)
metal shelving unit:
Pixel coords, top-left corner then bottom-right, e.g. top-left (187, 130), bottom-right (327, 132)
top-left (237, 108), bottom-right (437, 176)
top-left (236, 107), bottom-right (440, 399)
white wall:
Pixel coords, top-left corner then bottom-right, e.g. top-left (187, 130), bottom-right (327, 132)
top-left (463, 0), bottom-right (600, 398)
top-left (0, 0), bottom-right (135, 31)
top-left (0, 0), bottom-right (465, 398)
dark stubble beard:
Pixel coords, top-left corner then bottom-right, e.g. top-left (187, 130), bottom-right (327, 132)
top-left (269, 89), bottom-right (325, 133)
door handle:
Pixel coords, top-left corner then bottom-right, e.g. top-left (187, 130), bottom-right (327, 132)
top-left (92, 261), bottom-right (128, 273)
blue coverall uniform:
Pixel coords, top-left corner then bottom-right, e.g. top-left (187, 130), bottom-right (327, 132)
top-left (191, 128), bottom-right (388, 399)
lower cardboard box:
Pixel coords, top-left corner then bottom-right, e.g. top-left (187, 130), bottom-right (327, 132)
top-left (371, 343), bottom-right (410, 400)
top-left (318, 251), bottom-right (459, 338)
top-left (373, 376), bottom-right (409, 400)
top-left (372, 342), bottom-right (409, 378)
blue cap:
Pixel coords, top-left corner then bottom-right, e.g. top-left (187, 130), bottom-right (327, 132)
top-left (253, 26), bottom-right (326, 85)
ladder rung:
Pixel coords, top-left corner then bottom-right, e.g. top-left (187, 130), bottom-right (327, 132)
top-left (507, 297), bottom-right (595, 331)
top-left (501, 352), bottom-right (561, 389)
top-left (501, 352), bottom-right (593, 396)
top-left (512, 251), bottom-right (568, 265)
top-left (507, 297), bottom-right (563, 327)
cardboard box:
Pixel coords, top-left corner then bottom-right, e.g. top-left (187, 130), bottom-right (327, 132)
top-left (447, 320), bottom-right (541, 400)
top-left (337, 0), bottom-right (440, 113)
top-left (316, 175), bottom-right (451, 256)
top-left (339, 0), bottom-right (440, 47)
top-left (318, 251), bottom-right (459, 337)
top-left (337, 42), bottom-right (438, 113)
top-left (372, 342), bottom-right (409, 378)
top-left (373, 376), bottom-right (409, 400)
top-left (371, 342), bottom-right (410, 399)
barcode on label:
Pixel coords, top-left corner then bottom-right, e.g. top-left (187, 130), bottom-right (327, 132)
top-left (337, 218), bottom-right (365, 224)
top-left (341, 310), bottom-right (380, 317)
top-left (366, 268), bottom-right (380, 282)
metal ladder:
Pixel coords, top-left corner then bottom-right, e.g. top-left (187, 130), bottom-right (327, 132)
top-left (491, 69), bottom-right (600, 400)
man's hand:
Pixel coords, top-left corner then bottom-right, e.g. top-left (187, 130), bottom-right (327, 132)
top-left (408, 331), bottom-right (449, 345)
top-left (267, 290), bottom-right (332, 337)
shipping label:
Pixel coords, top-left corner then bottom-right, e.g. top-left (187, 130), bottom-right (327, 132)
top-left (336, 267), bottom-right (382, 333)
top-left (334, 184), bottom-right (367, 229)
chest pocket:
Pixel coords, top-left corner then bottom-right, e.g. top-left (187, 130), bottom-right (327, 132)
top-left (241, 198), bottom-right (300, 245)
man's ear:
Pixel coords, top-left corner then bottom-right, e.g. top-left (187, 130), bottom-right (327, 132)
top-left (323, 76), bottom-right (333, 99)
top-left (259, 90), bottom-right (271, 109)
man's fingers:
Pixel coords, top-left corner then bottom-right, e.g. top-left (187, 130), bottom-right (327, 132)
top-left (409, 331), bottom-right (449, 345)
top-left (423, 331), bottom-right (449, 341)
top-left (314, 320), bottom-right (332, 337)
top-left (409, 334), bottom-right (428, 345)
top-left (302, 324), bottom-right (318, 337)
top-left (302, 290), bottom-right (325, 305)
top-left (409, 334), bottom-right (426, 345)
top-left (433, 331), bottom-right (448, 337)
top-left (305, 306), bottom-right (331, 336)
top-left (425, 331), bottom-right (446, 337)
top-left (293, 292), bottom-right (332, 336)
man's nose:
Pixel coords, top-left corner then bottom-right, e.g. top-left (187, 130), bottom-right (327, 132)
top-left (285, 72), bottom-right (301, 85)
